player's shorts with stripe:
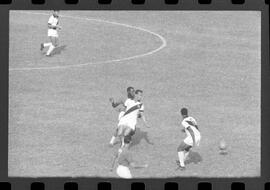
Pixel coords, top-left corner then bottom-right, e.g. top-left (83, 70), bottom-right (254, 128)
top-left (184, 133), bottom-right (201, 147)
top-left (116, 165), bottom-right (132, 178)
top-left (48, 29), bottom-right (58, 37)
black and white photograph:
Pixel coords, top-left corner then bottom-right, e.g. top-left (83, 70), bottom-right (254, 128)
top-left (9, 10), bottom-right (261, 178)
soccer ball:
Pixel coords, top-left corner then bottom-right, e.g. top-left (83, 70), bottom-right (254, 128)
top-left (219, 140), bottom-right (226, 149)
top-left (219, 140), bottom-right (228, 155)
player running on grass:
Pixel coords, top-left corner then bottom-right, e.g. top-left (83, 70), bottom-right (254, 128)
top-left (109, 86), bottom-right (135, 146)
top-left (110, 138), bottom-right (148, 178)
top-left (40, 10), bottom-right (62, 57)
top-left (176, 108), bottom-right (201, 170)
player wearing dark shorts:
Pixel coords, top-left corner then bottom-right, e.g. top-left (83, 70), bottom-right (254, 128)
top-left (111, 138), bottom-right (148, 178)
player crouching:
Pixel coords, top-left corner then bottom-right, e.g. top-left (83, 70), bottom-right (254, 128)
top-left (40, 10), bottom-right (62, 57)
top-left (176, 108), bottom-right (201, 170)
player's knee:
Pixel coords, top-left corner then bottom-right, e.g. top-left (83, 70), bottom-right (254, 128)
top-left (177, 142), bottom-right (186, 152)
top-left (124, 128), bottom-right (131, 136)
top-left (114, 128), bottom-right (119, 136)
top-left (184, 145), bottom-right (192, 152)
top-left (130, 129), bottom-right (135, 136)
top-left (117, 126), bottom-right (123, 136)
top-left (177, 145), bottom-right (184, 152)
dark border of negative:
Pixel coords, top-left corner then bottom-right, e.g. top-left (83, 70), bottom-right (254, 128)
top-left (0, 0), bottom-right (269, 190)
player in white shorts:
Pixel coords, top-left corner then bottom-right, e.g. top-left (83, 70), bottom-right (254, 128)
top-left (40, 10), bottom-right (62, 57)
top-left (118, 90), bottom-right (148, 147)
top-left (176, 108), bottom-right (201, 170)
top-left (109, 87), bottom-right (135, 146)
top-left (110, 137), bottom-right (148, 178)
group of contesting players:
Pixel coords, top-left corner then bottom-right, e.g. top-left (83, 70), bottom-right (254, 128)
top-left (109, 87), bottom-right (201, 178)
top-left (39, 10), bottom-right (202, 178)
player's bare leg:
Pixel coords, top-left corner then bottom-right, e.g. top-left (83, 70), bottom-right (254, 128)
top-left (109, 128), bottom-right (119, 146)
top-left (46, 36), bottom-right (58, 56)
top-left (176, 142), bottom-right (190, 170)
top-left (115, 125), bottom-right (125, 148)
top-left (41, 42), bottom-right (51, 51)
top-left (122, 127), bottom-right (133, 147)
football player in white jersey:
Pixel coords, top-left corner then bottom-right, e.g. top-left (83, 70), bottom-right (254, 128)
top-left (176, 108), bottom-right (201, 170)
top-left (109, 87), bottom-right (135, 146)
top-left (118, 90), bottom-right (149, 147)
top-left (40, 10), bottom-right (62, 56)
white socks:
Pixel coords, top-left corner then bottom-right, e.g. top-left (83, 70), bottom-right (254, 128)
top-left (110, 136), bottom-right (116, 145)
top-left (43, 42), bottom-right (51, 47)
top-left (178, 151), bottom-right (185, 167)
top-left (46, 44), bottom-right (55, 56)
top-left (121, 137), bottom-right (125, 148)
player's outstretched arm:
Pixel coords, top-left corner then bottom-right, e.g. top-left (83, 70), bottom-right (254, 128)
top-left (47, 23), bottom-right (61, 30)
top-left (139, 112), bottom-right (150, 128)
top-left (48, 23), bottom-right (55, 29)
top-left (109, 97), bottom-right (124, 108)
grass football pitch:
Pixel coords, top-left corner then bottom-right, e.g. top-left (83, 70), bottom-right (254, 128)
top-left (9, 11), bottom-right (261, 178)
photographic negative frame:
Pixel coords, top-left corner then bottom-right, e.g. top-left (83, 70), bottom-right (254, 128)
top-left (0, 0), bottom-right (269, 189)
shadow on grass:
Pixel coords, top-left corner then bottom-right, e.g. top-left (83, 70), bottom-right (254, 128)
top-left (185, 151), bottom-right (202, 165)
top-left (130, 127), bottom-right (154, 148)
top-left (52, 45), bottom-right (67, 55)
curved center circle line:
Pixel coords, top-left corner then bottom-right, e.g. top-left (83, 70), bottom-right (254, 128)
top-left (9, 11), bottom-right (167, 71)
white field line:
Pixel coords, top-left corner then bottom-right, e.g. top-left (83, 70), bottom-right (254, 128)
top-left (9, 11), bottom-right (167, 71)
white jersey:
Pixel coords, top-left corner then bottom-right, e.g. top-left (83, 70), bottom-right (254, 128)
top-left (118, 111), bottom-right (125, 121)
top-left (182, 116), bottom-right (201, 146)
top-left (124, 99), bottom-right (144, 119)
top-left (118, 99), bottom-right (143, 130)
top-left (48, 15), bottom-right (59, 37)
top-left (124, 98), bottom-right (134, 108)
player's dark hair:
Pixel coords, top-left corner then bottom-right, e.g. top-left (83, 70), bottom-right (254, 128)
top-left (53, 10), bottom-right (59, 17)
top-left (181, 108), bottom-right (188, 116)
top-left (127, 86), bottom-right (135, 99)
top-left (135, 89), bottom-right (143, 94)
top-left (127, 86), bottom-right (134, 92)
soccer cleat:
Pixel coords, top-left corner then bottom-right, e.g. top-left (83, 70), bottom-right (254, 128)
top-left (40, 43), bottom-right (44, 51)
top-left (178, 166), bottom-right (186, 171)
top-left (175, 160), bottom-right (186, 171)
top-left (175, 165), bottom-right (186, 171)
